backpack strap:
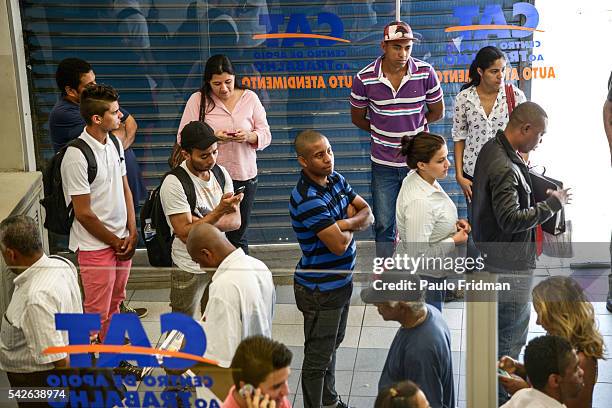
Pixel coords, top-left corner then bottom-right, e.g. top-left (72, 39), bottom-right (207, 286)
top-left (170, 166), bottom-right (197, 213)
top-left (211, 164), bottom-right (226, 192)
top-left (68, 139), bottom-right (97, 184)
top-left (108, 133), bottom-right (122, 154)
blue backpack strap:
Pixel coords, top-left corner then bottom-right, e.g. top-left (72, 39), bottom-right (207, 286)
top-left (170, 166), bottom-right (197, 213)
top-left (68, 138), bottom-right (97, 184)
top-left (211, 164), bottom-right (226, 191)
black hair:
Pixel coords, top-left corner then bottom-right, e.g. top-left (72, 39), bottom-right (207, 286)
top-left (198, 54), bottom-right (243, 121)
top-left (524, 335), bottom-right (575, 390)
top-left (460, 46), bottom-right (506, 91)
top-left (56, 58), bottom-right (93, 95)
top-left (0, 215), bottom-right (43, 256)
top-left (230, 335), bottom-right (293, 389)
top-left (80, 83), bottom-right (119, 125)
top-left (400, 132), bottom-right (446, 169)
top-left (375, 380), bottom-right (422, 408)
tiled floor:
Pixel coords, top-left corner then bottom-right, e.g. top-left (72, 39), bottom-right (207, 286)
top-left (120, 273), bottom-right (612, 408)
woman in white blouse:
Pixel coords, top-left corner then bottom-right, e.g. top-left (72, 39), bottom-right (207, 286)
top-left (452, 46), bottom-right (526, 203)
top-left (396, 132), bottom-right (470, 311)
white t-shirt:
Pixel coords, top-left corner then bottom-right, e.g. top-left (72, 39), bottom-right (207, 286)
top-left (159, 161), bottom-right (233, 273)
top-left (60, 130), bottom-right (128, 251)
top-left (202, 249), bottom-right (275, 368)
top-left (500, 388), bottom-right (566, 408)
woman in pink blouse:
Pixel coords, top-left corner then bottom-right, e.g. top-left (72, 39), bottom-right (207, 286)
top-left (177, 55), bottom-right (271, 253)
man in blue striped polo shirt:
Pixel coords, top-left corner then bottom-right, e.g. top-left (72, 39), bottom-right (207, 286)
top-left (290, 130), bottom-right (373, 408)
top-left (350, 21), bottom-right (444, 259)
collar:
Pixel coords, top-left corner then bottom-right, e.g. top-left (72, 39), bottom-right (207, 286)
top-left (13, 254), bottom-right (48, 286)
top-left (513, 388), bottom-right (565, 407)
top-left (374, 56), bottom-right (417, 80)
top-left (300, 170), bottom-right (338, 193)
top-left (213, 248), bottom-right (246, 281)
top-left (495, 129), bottom-right (526, 168)
top-left (464, 85), bottom-right (504, 107)
top-left (407, 170), bottom-right (443, 197)
top-left (82, 128), bottom-right (111, 151)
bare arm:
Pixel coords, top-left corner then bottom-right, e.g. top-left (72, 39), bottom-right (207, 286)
top-left (351, 106), bottom-right (370, 132)
top-left (112, 115), bottom-right (137, 149)
top-left (337, 195), bottom-right (373, 232)
top-left (71, 194), bottom-right (123, 251)
top-left (316, 223), bottom-right (354, 256)
top-left (425, 100), bottom-right (444, 124)
top-left (116, 175), bottom-right (138, 260)
top-left (604, 99), bottom-right (612, 166)
top-left (52, 357), bottom-right (69, 369)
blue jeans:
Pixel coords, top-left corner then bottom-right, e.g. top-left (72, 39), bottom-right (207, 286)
top-left (489, 267), bottom-right (533, 404)
top-left (295, 282), bottom-right (352, 408)
top-left (226, 177), bottom-right (257, 254)
top-left (371, 162), bottom-right (409, 258)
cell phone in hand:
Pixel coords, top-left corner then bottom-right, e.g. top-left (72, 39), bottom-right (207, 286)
top-left (239, 384), bottom-right (254, 398)
top-left (497, 367), bottom-right (512, 378)
top-left (226, 131), bottom-right (237, 137)
top-left (234, 185), bottom-right (246, 195)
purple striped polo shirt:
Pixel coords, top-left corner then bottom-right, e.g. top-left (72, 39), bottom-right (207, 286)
top-left (350, 56), bottom-right (443, 167)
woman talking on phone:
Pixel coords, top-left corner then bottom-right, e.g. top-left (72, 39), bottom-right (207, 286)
top-left (177, 54), bottom-right (272, 253)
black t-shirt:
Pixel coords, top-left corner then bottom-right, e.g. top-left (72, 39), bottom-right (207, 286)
top-left (607, 71), bottom-right (612, 102)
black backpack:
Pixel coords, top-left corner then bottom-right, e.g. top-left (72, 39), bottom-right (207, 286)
top-left (40, 135), bottom-right (121, 235)
top-left (140, 164), bottom-right (225, 267)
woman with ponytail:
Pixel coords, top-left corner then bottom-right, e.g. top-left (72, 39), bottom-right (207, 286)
top-left (396, 132), bottom-right (470, 311)
top-left (452, 46), bottom-right (526, 203)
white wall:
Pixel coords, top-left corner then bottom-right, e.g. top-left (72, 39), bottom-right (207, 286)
top-left (530, 0), bottom-right (612, 242)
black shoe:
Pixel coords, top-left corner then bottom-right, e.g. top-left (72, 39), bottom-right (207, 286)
top-left (114, 360), bottom-right (144, 381)
top-left (334, 398), bottom-right (353, 408)
top-left (606, 298), bottom-right (612, 313)
top-left (120, 301), bottom-right (148, 319)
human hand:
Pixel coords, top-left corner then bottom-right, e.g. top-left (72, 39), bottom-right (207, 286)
top-left (110, 236), bottom-right (125, 254)
top-left (231, 129), bottom-right (249, 143)
top-left (245, 388), bottom-right (276, 408)
top-left (456, 219), bottom-right (471, 234)
top-left (116, 233), bottom-right (138, 260)
top-left (456, 175), bottom-right (473, 202)
top-left (499, 373), bottom-right (529, 395)
top-left (547, 188), bottom-right (572, 206)
top-left (214, 129), bottom-right (235, 142)
top-left (215, 192), bottom-right (242, 215)
top-left (347, 204), bottom-right (356, 218)
top-left (452, 229), bottom-right (469, 245)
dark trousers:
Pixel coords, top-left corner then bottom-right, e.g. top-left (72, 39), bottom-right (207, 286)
top-left (294, 282), bottom-right (352, 408)
top-left (226, 177), bottom-right (257, 254)
top-left (6, 370), bottom-right (57, 407)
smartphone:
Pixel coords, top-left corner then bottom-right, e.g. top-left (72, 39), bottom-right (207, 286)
top-left (238, 384), bottom-right (254, 398)
top-left (497, 367), bottom-right (512, 378)
top-left (234, 185), bottom-right (246, 195)
top-left (226, 131), bottom-right (237, 137)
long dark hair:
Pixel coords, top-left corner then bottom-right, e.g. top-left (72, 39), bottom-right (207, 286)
top-left (198, 54), bottom-right (242, 121)
top-left (460, 46), bottom-right (506, 91)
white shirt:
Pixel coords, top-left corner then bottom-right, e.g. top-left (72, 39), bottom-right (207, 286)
top-left (0, 255), bottom-right (82, 373)
top-left (501, 388), bottom-right (566, 408)
top-left (396, 171), bottom-right (462, 277)
top-left (61, 129), bottom-right (128, 251)
top-left (452, 85), bottom-right (526, 177)
top-left (202, 249), bottom-right (275, 368)
top-left (159, 161), bottom-right (234, 273)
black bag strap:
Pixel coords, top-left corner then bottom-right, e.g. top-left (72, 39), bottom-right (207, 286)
top-left (108, 133), bottom-right (122, 156)
top-left (170, 166), bottom-right (197, 212)
top-left (68, 139), bottom-right (97, 184)
top-left (211, 164), bottom-right (226, 192)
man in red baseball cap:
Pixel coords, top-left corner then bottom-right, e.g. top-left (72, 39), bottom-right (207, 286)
top-left (350, 21), bottom-right (445, 259)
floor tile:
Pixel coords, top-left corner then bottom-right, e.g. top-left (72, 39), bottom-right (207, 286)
top-left (273, 324), bottom-right (304, 347)
top-left (287, 345), bottom-right (304, 369)
top-left (350, 371), bottom-right (380, 397)
top-left (349, 396), bottom-right (377, 408)
top-left (275, 285), bottom-right (295, 304)
top-left (273, 304), bottom-right (303, 325)
top-left (442, 308), bottom-right (463, 330)
top-left (363, 305), bottom-right (400, 328)
top-left (358, 327), bottom-right (397, 349)
top-left (355, 348), bottom-right (389, 372)
top-left (288, 369), bottom-right (300, 395)
top-left (293, 394), bottom-right (349, 408)
top-left (347, 306), bottom-right (365, 327)
top-left (451, 329), bottom-right (462, 352)
top-left (598, 357), bottom-right (612, 383)
top-left (593, 302), bottom-right (611, 315)
top-left (595, 313), bottom-right (612, 335)
top-left (336, 347), bottom-right (358, 371)
top-left (126, 301), bottom-right (172, 322)
top-left (593, 382), bottom-right (612, 408)
top-left (130, 288), bottom-right (170, 302)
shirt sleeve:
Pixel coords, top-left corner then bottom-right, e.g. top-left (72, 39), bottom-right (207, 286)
top-left (250, 92), bottom-right (272, 151)
top-left (48, 104), bottom-right (86, 152)
top-left (296, 197), bottom-right (336, 233)
top-left (177, 92), bottom-right (202, 143)
top-left (160, 175), bottom-right (192, 217)
top-left (424, 65), bottom-right (443, 104)
top-left (402, 350), bottom-right (445, 408)
top-left (117, 137), bottom-right (127, 177)
top-left (60, 146), bottom-right (90, 198)
top-left (451, 92), bottom-right (469, 141)
top-left (201, 295), bottom-right (242, 368)
top-left (342, 175), bottom-right (358, 202)
top-left (21, 301), bottom-right (67, 364)
top-left (349, 74), bottom-right (369, 109)
top-left (219, 166), bottom-right (234, 195)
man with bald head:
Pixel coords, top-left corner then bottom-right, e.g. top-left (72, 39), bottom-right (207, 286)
top-left (290, 130), bottom-right (373, 408)
top-left (471, 101), bottom-right (571, 401)
top-left (186, 223), bottom-right (275, 368)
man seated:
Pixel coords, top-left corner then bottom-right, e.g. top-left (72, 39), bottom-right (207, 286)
top-left (501, 335), bottom-right (584, 407)
top-left (222, 335), bottom-right (293, 408)
top-left (361, 273), bottom-right (455, 408)
top-left (186, 223), bottom-right (275, 368)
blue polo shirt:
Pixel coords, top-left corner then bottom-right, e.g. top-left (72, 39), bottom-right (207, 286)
top-left (48, 98), bottom-right (130, 152)
top-left (289, 171), bottom-right (357, 291)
